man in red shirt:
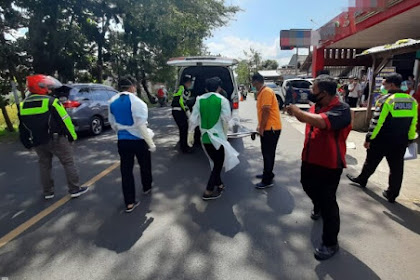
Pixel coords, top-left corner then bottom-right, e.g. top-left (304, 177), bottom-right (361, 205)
top-left (287, 75), bottom-right (352, 261)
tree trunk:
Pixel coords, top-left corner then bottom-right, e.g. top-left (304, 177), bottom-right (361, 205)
top-left (140, 69), bottom-right (157, 104)
top-left (18, 83), bottom-right (26, 100)
top-left (132, 43), bottom-right (143, 98)
top-left (0, 104), bottom-right (15, 132)
top-left (97, 40), bottom-right (104, 83)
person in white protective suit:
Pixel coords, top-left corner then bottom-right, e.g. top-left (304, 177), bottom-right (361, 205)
top-left (188, 77), bottom-right (240, 201)
top-left (108, 76), bottom-right (156, 213)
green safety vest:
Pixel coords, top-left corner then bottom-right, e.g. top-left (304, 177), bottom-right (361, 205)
top-left (173, 85), bottom-right (187, 112)
top-left (19, 94), bottom-right (77, 146)
top-left (369, 93), bottom-right (418, 141)
top-left (200, 94), bottom-right (222, 144)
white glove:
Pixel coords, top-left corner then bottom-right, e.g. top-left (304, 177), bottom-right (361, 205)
top-left (148, 144), bottom-right (157, 153)
top-left (187, 132), bottom-right (195, 147)
top-left (139, 124), bottom-right (156, 152)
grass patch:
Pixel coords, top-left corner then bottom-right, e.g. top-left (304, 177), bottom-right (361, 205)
top-left (0, 126), bottom-right (18, 142)
top-left (0, 105), bottom-right (19, 142)
top-left (0, 104), bottom-right (19, 126)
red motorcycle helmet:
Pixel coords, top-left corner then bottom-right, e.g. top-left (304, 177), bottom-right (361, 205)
top-left (27, 75), bottom-right (63, 95)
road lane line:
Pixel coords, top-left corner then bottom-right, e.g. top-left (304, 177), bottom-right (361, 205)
top-left (0, 162), bottom-right (120, 249)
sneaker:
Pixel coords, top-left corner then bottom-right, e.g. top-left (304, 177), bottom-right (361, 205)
top-left (69, 186), bottom-right (89, 198)
top-left (256, 174), bottom-right (276, 180)
top-left (382, 190), bottom-right (396, 203)
top-left (314, 244), bottom-right (339, 261)
top-left (202, 190), bottom-right (222, 201)
top-left (311, 210), bottom-right (321, 221)
top-left (346, 174), bottom-right (367, 188)
top-left (217, 184), bottom-right (226, 193)
top-left (44, 193), bottom-right (55, 200)
top-left (143, 188), bottom-right (152, 195)
top-left (125, 201), bottom-right (140, 213)
top-left (255, 181), bottom-right (274, 189)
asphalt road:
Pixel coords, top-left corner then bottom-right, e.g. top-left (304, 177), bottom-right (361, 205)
top-left (0, 98), bottom-right (419, 280)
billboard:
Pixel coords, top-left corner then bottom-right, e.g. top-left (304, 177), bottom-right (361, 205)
top-left (280, 29), bottom-right (312, 50)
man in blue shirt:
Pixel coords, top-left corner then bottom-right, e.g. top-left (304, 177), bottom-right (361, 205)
top-left (109, 76), bottom-right (156, 213)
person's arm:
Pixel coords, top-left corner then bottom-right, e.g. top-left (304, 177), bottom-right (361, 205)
top-left (188, 98), bottom-right (200, 133)
top-left (288, 105), bottom-right (327, 129)
top-left (259, 106), bottom-right (271, 135)
top-left (187, 98), bottom-right (201, 147)
top-left (287, 103), bottom-right (351, 130)
top-left (131, 95), bottom-right (148, 126)
top-left (258, 90), bottom-right (273, 135)
top-left (357, 84), bottom-right (363, 97)
top-left (51, 98), bottom-right (77, 141)
top-left (366, 100), bottom-right (390, 142)
top-left (221, 96), bottom-right (232, 135)
top-left (173, 85), bottom-right (187, 111)
top-left (130, 94), bottom-right (156, 151)
top-left (108, 102), bottom-right (117, 132)
top-left (408, 100), bottom-right (418, 141)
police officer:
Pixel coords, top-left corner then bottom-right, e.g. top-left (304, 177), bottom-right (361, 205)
top-left (172, 75), bottom-right (193, 153)
top-left (19, 75), bottom-right (88, 200)
top-left (347, 73), bottom-right (418, 203)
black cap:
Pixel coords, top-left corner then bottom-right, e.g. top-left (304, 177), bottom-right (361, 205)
top-left (181, 75), bottom-right (193, 85)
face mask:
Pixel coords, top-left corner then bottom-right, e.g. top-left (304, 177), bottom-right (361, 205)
top-left (308, 92), bottom-right (325, 103)
top-left (380, 85), bottom-right (388, 95)
top-left (401, 82), bottom-right (408, 92)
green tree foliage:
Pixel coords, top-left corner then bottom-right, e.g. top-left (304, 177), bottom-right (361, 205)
top-left (0, 0), bottom-right (29, 131)
top-left (244, 48), bottom-right (262, 73)
top-left (236, 60), bottom-right (251, 86)
top-left (2, 0), bottom-right (238, 98)
top-left (261, 59), bottom-right (279, 70)
top-left (235, 48), bottom-right (265, 87)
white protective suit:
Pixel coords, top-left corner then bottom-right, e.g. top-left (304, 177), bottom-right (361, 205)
top-left (189, 92), bottom-right (240, 172)
top-left (108, 92), bottom-right (155, 151)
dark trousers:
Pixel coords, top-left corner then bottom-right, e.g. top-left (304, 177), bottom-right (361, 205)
top-left (118, 140), bottom-right (152, 206)
top-left (172, 109), bottom-right (189, 152)
top-left (348, 97), bottom-right (358, 108)
top-left (260, 130), bottom-right (281, 184)
top-left (358, 142), bottom-right (406, 199)
top-left (204, 144), bottom-right (225, 192)
top-left (301, 162), bottom-right (342, 246)
top-left (158, 97), bottom-right (167, 107)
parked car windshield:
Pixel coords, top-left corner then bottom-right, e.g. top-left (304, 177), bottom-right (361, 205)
top-left (288, 80), bottom-right (312, 89)
top-left (266, 83), bottom-right (279, 89)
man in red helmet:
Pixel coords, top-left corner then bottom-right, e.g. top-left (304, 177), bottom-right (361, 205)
top-left (19, 75), bottom-right (88, 200)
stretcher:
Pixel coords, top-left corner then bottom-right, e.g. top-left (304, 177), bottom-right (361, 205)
top-left (227, 125), bottom-right (258, 140)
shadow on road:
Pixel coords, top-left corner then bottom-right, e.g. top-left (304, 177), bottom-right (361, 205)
top-left (315, 247), bottom-right (381, 280)
top-left (363, 188), bottom-right (420, 235)
top-left (0, 106), bottom-right (408, 279)
top-left (345, 154), bottom-right (358, 166)
top-left (94, 196), bottom-right (154, 253)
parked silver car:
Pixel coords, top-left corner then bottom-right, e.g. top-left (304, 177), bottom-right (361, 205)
top-left (58, 84), bottom-right (118, 135)
top-left (265, 81), bottom-right (283, 107)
